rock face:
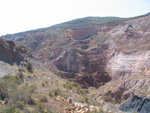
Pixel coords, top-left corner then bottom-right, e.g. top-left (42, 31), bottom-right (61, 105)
top-left (54, 49), bottom-right (79, 73)
top-left (95, 77), bottom-right (150, 104)
top-left (107, 51), bottom-right (150, 80)
top-left (93, 14), bottom-right (150, 104)
top-left (0, 38), bottom-right (46, 77)
top-left (0, 39), bottom-right (24, 65)
top-left (119, 95), bottom-right (150, 113)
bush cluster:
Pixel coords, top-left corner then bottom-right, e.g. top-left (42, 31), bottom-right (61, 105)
top-left (63, 82), bottom-right (79, 89)
top-left (0, 73), bottom-right (36, 112)
top-left (49, 88), bottom-right (62, 97)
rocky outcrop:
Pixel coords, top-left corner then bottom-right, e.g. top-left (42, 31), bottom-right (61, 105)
top-left (0, 39), bottom-right (47, 77)
top-left (53, 49), bottom-right (79, 73)
top-left (95, 76), bottom-right (150, 105)
top-left (107, 51), bottom-right (150, 80)
top-left (0, 39), bottom-right (24, 65)
top-left (119, 95), bottom-right (150, 113)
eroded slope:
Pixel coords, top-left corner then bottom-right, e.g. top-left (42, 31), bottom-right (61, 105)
top-left (1, 14), bottom-right (150, 110)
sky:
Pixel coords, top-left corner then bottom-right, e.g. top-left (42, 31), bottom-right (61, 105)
top-left (0, 0), bottom-right (149, 36)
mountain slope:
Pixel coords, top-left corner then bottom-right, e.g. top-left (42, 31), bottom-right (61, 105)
top-left (0, 39), bottom-right (103, 113)
top-left (1, 16), bottom-right (128, 88)
top-left (1, 13), bottom-right (150, 112)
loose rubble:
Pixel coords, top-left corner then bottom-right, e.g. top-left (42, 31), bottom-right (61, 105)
top-left (56, 96), bottom-right (100, 113)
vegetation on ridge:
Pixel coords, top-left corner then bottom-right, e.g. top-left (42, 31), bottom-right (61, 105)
top-left (51, 16), bottom-right (127, 29)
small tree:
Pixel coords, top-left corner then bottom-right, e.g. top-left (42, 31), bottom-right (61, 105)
top-left (26, 62), bottom-right (33, 73)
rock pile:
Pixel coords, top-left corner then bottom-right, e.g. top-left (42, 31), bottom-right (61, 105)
top-left (56, 96), bottom-right (100, 113)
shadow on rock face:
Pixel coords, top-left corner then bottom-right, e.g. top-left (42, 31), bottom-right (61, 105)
top-left (75, 71), bottom-right (111, 88)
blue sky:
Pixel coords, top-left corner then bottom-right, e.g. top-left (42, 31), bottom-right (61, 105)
top-left (0, 0), bottom-right (149, 36)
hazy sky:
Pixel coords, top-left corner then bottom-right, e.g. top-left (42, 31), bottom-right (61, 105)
top-left (0, 0), bottom-right (149, 36)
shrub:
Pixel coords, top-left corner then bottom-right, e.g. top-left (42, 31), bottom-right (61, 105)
top-left (84, 95), bottom-right (89, 103)
top-left (26, 62), bottom-right (33, 73)
top-left (0, 73), bottom-right (38, 112)
top-left (79, 95), bottom-right (89, 104)
top-left (36, 102), bottom-right (45, 113)
top-left (49, 91), bottom-right (53, 97)
top-left (49, 88), bottom-right (62, 97)
top-left (53, 89), bottom-right (61, 96)
top-left (9, 84), bottom-right (36, 107)
top-left (0, 81), bottom-right (8, 100)
top-left (40, 96), bottom-right (48, 103)
top-left (0, 74), bottom-right (24, 100)
top-left (17, 72), bottom-right (24, 79)
top-left (1, 105), bottom-right (20, 113)
top-left (63, 82), bottom-right (79, 89)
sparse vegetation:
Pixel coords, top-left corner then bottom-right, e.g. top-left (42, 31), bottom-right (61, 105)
top-left (0, 73), bottom-right (37, 112)
top-left (51, 17), bottom-right (127, 30)
top-left (1, 105), bottom-right (20, 113)
top-left (36, 102), bottom-right (54, 113)
top-left (63, 82), bottom-right (79, 89)
top-left (49, 88), bottom-right (62, 97)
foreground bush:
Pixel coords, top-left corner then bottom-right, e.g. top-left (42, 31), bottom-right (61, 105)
top-left (0, 73), bottom-right (36, 112)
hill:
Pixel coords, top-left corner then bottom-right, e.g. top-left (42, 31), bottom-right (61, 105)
top-left (1, 13), bottom-right (150, 112)
top-left (0, 39), bottom-right (102, 113)
top-left (1, 16), bottom-right (127, 88)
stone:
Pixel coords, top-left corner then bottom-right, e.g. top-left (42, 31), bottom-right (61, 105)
top-left (67, 98), bottom-right (72, 104)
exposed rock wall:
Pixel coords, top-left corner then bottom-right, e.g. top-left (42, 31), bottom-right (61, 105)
top-left (0, 39), bottom-right (24, 65)
top-left (107, 51), bottom-right (150, 79)
top-left (119, 95), bottom-right (150, 113)
top-left (0, 39), bottom-right (47, 77)
top-left (95, 75), bottom-right (150, 104)
top-left (53, 49), bottom-right (79, 73)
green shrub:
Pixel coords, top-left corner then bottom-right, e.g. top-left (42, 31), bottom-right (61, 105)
top-left (49, 91), bottom-right (53, 97)
top-left (1, 105), bottom-right (20, 113)
top-left (0, 74), bottom-right (24, 100)
top-left (0, 74), bottom-right (36, 111)
top-left (36, 102), bottom-right (45, 113)
top-left (49, 88), bottom-right (62, 97)
top-left (26, 62), bottom-right (33, 73)
top-left (63, 82), bottom-right (79, 89)
top-left (9, 84), bottom-right (36, 107)
top-left (40, 96), bottom-right (48, 103)
top-left (53, 89), bottom-right (61, 96)
top-left (0, 81), bottom-right (8, 100)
